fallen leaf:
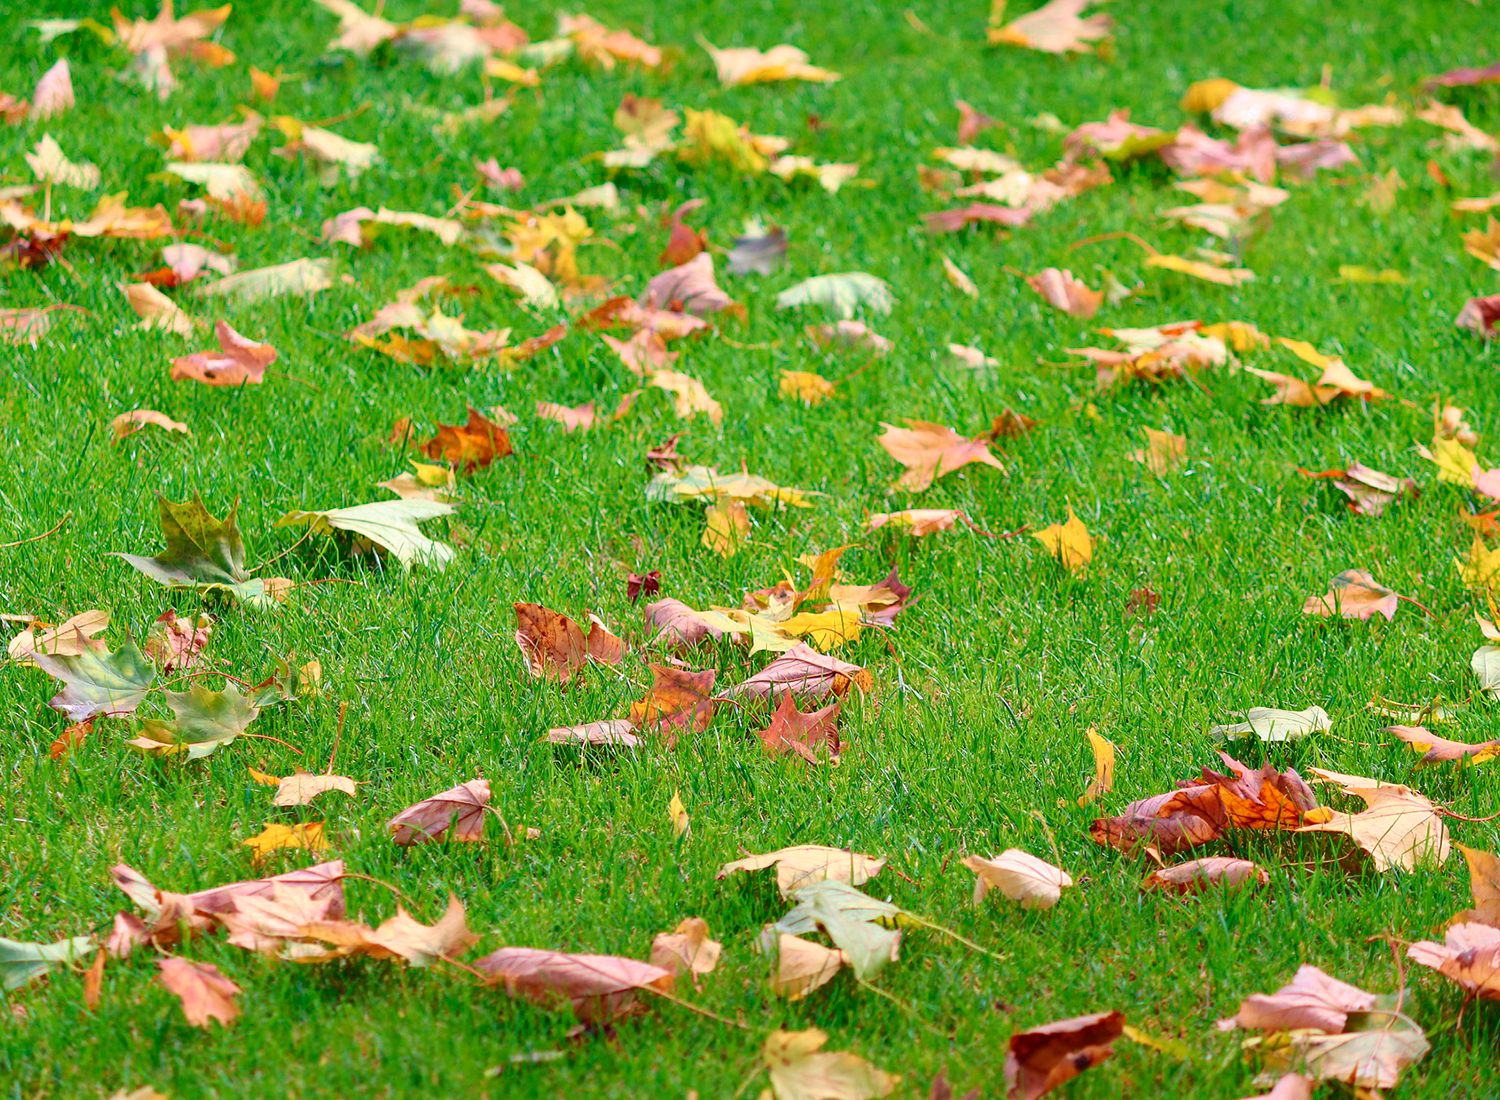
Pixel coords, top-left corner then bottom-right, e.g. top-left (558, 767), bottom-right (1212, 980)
top-left (1027, 268), bottom-right (1102, 317)
top-left (1032, 508), bottom-right (1093, 573)
top-left (387, 779), bottom-right (491, 845)
top-left (948, 343), bottom-right (1000, 369)
top-left (1128, 428), bottom-right (1186, 475)
top-left (0, 934), bottom-right (96, 991)
top-left (806, 320), bottom-right (892, 357)
top-left (7, 609), bottom-right (109, 663)
top-left (1301, 569), bottom-right (1403, 622)
top-left (272, 768), bottom-right (359, 807)
top-left (1407, 922), bottom-right (1500, 1000)
top-left (780, 370), bottom-right (838, 406)
top-left (112, 409), bottom-right (190, 442)
top-left (878, 419), bottom-right (1005, 492)
top-left (274, 499), bottom-right (456, 570)
top-left (1141, 857), bottom-right (1269, 895)
top-left (1209, 705), bottom-right (1331, 742)
top-left (26, 134), bottom-right (99, 188)
top-left (115, 495), bottom-right (280, 605)
top-left (777, 272), bottom-right (895, 318)
top-left (765, 932), bottom-right (848, 999)
top-left (193, 258), bottom-right (334, 302)
top-left (544, 719), bottom-right (641, 748)
top-left (30, 639), bottom-right (156, 721)
top-left (645, 597), bottom-right (725, 650)
top-left (702, 41), bottom-right (839, 86)
top-left (763, 1027), bottom-right (900, 1100)
top-left (942, 255), bottom-right (980, 298)
top-left (1456, 844), bottom-right (1500, 925)
top-left (718, 845), bottom-right (887, 897)
top-left (961, 850), bottom-right (1073, 909)
top-left (1004, 1011), bottom-right (1125, 1100)
top-left (668, 790), bottom-right (691, 838)
top-left (1079, 728), bottom-right (1115, 804)
top-left (513, 603), bottom-right (621, 684)
top-left (419, 407), bottom-right (513, 473)
top-left (650, 917), bottom-right (721, 982)
top-left (143, 609), bottom-right (213, 673)
top-left (643, 252), bottom-right (736, 316)
top-left (729, 644), bottom-right (873, 702)
top-left (155, 958), bottom-right (240, 1028)
top-left (476, 947), bottom-right (673, 1023)
top-left (1220, 964), bottom-right (1374, 1032)
top-left (241, 822), bottom-right (329, 862)
top-left (1298, 782), bottom-right (1450, 872)
top-left (629, 665), bottom-right (717, 739)
top-left (170, 320), bottom-right (278, 385)
top-left (728, 224), bottom-right (788, 275)
top-left (757, 693), bottom-right (841, 764)
top-left (1385, 724), bottom-right (1500, 766)
top-left (1235, 1075), bottom-right (1314, 1100)
top-left (703, 499), bottom-right (750, 556)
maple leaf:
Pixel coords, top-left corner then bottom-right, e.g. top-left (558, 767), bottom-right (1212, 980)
top-left (630, 665), bottom-right (717, 740)
top-left (924, 202), bottom-right (1033, 234)
top-left (269, 767), bottom-right (360, 807)
top-left (806, 321), bottom-right (892, 358)
top-left (1128, 428), bottom-right (1187, 475)
top-left (780, 370), bottom-right (837, 406)
top-left (642, 253), bottom-right (736, 316)
top-left (241, 821), bottom-right (329, 862)
top-left (1031, 507), bottom-right (1093, 573)
top-left (765, 932), bottom-right (849, 999)
top-left (718, 845), bottom-right (887, 897)
top-left (701, 41), bottom-right (840, 86)
top-left (878, 419), bottom-right (1005, 492)
top-left (30, 639), bottom-right (156, 721)
top-left (1004, 1011), bottom-right (1125, 1100)
top-left (730, 644), bottom-right (873, 702)
top-left (170, 320), bottom-right (278, 386)
top-left (535, 399), bottom-right (596, 432)
top-left (0, 934), bottom-right (95, 991)
top-left (559, 12), bottom-right (663, 70)
top-left (650, 369), bottom-right (725, 424)
top-left (650, 918), bottom-right (722, 984)
top-left (1301, 569), bottom-right (1404, 621)
top-left (1456, 292), bottom-right (1500, 338)
top-left (762, 1027), bottom-right (900, 1100)
top-left (513, 603), bottom-right (622, 684)
top-left (626, 571), bottom-right (660, 603)
top-left (419, 407), bottom-right (513, 473)
top-left (544, 719), bottom-right (641, 748)
top-left (757, 693), bottom-right (841, 764)
top-left (1298, 462), bottom-right (1416, 516)
top-left (989, 0), bottom-right (1112, 53)
top-left (647, 464), bottom-right (818, 508)
top-left (961, 850), bottom-right (1073, 909)
top-left (1458, 536), bottom-right (1500, 595)
top-left (1027, 268), bottom-right (1103, 317)
top-left (770, 156), bottom-right (861, 192)
top-left (7, 609), bottom-right (109, 664)
top-left (1407, 923), bottom-right (1500, 1001)
top-left (1297, 779), bottom-right (1450, 872)
top-left (126, 683), bottom-right (258, 759)
top-left (866, 509), bottom-right (984, 537)
top-left (299, 895), bottom-right (478, 967)
top-left (777, 272), bottom-right (895, 318)
top-left (26, 134), bottom-right (99, 188)
top-left (1208, 705), bottom-right (1331, 742)
top-left (275, 499), bottom-right (456, 571)
top-left (156, 958), bottom-right (240, 1028)
top-left (476, 947), bottom-right (673, 1023)
top-left (387, 779), bottom-right (491, 845)
top-left (322, 206), bottom-right (465, 248)
top-left (703, 499), bottom-right (749, 555)
top-left (1141, 857), bottom-right (1269, 895)
top-left (142, 610), bottom-right (212, 674)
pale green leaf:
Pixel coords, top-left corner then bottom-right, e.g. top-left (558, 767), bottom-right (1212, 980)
top-left (274, 499), bottom-right (456, 570)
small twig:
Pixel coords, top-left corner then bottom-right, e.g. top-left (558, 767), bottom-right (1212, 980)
top-left (483, 805), bottom-right (517, 848)
top-left (439, 954), bottom-right (492, 985)
top-left (254, 525), bottom-right (315, 571)
top-left (647, 985), bottom-right (752, 1030)
top-left (1394, 593), bottom-right (1439, 620)
top-left (306, 102), bottom-right (372, 128)
top-left (238, 731), bottom-right (305, 755)
top-left (0, 511), bottom-right (71, 550)
top-left (716, 334), bottom-right (780, 351)
top-left (1438, 807), bottom-right (1500, 822)
top-left (326, 701), bottom-right (348, 774)
top-left (1067, 231), bottom-right (1161, 256)
top-left (341, 871), bottom-right (416, 908)
top-left (854, 978), bottom-right (948, 1034)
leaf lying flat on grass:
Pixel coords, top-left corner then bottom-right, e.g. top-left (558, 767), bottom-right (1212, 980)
top-left (961, 850), bottom-right (1073, 909)
top-left (115, 494), bottom-right (285, 605)
top-left (156, 958), bottom-right (241, 1028)
top-left (718, 845), bottom-right (887, 897)
top-left (126, 683), bottom-right (258, 759)
top-left (30, 639), bottom-right (156, 721)
top-left (1209, 705), bottom-right (1331, 742)
top-left (275, 499), bottom-right (456, 570)
top-left (387, 779), bottom-right (491, 845)
top-left (763, 1027), bottom-right (900, 1100)
top-left (1005, 1011), bottom-right (1125, 1100)
top-left (776, 272), bottom-right (894, 318)
top-left (476, 947), bottom-right (674, 1023)
top-left (1407, 922), bottom-right (1500, 1000)
top-left (1297, 781), bottom-right (1450, 872)
top-left (1141, 857), bottom-right (1268, 895)
top-left (0, 934), bottom-right (96, 991)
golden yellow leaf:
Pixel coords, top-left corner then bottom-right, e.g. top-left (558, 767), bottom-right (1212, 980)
top-left (779, 370), bottom-right (836, 406)
top-left (703, 500), bottom-right (749, 556)
top-left (1033, 507), bottom-right (1094, 573)
top-left (247, 767), bottom-right (280, 788)
top-left (241, 822), bottom-right (329, 863)
top-left (1079, 728), bottom-right (1116, 805)
top-left (1145, 253), bottom-right (1255, 286)
top-left (668, 790), bottom-right (690, 838)
top-left (781, 606), bottom-right (862, 651)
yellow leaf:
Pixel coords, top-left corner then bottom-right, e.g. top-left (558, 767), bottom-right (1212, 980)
top-left (241, 822), bottom-right (329, 863)
top-left (1180, 78), bottom-right (1242, 113)
top-left (703, 500), bottom-right (749, 556)
top-left (1458, 536), bottom-right (1500, 595)
top-left (1336, 265), bottom-right (1408, 285)
top-left (247, 767), bottom-right (280, 788)
top-left (1145, 253), bottom-right (1255, 286)
top-left (1033, 507), bottom-right (1094, 573)
top-left (781, 607), bottom-right (862, 651)
top-left (669, 790), bottom-right (690, 838)
top-left (941, 255), bottom-right (979, 298)
top-left (779, 370), bottom-right (836, 406)
top-left (1417, 437), bottom-right (1478, 486)
top-left (1128, 428), bottom-right (1187, 475)
top-left (1276, 336), bottom-right (1338, 370)
top-left (1079, 728), bottom-right (1116, 805)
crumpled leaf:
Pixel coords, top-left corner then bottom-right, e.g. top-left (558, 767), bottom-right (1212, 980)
top-left (513, 603), bottom-right (622, 684)
top-left (30, 639), bottom-right (156, 721)
top-left (1027, 268), bottom-right (1102, 317)
top-left (642, 253), bottom-right (736, 316)
top-left (475, 946), bottom-right (673, 1023)
top-left (1004, 1011), bottom-right (1125, 1100)
top-left (125, 683), bottom-right (258, 759)
top-left (718, 845), bottom-right (887, 898)
top-left (650, 917), bottom-right (721, 983)
top-left (629, 665), bottom-right (717, 740)
top-left (419, 407), bottom-right (513, 473)
top-left (170, 320), bottom-right (278, 386)
top-left (1209, 705), bottom-right (1331, 742)
top-left (274, 499), bottom-right (455, 571)
top-left (879, 419), bottom-right (1005, 492)
top-left (297, 894), bottom-right (477, 967)
top-left (543, 719), bottom-right (641, 748)
top-left (112, 409), bottom-right (190, 442)
top-left (1407, 922), bottom-right (1500, 1000)
top-left (0, 934), bottom-right (96, 991)
top-left (156, 958), bottom-right (240, 1028)
top-left (387, 779), bottom-right (491, 845)
top-left (1385, 724), bottom-right (1500, 766)
top-left (777, 272), bottom-right (894, 318)
top-left (961, 850), bottom-right (1073, 909)
top-left (1141, 857), bottom-right (1269, 895)
top-left (763, 1027), bottom-right (900, 1100)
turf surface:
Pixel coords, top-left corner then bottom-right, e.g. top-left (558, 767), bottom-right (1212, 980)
top-left (2, 1), bottom-right (1499, 1097)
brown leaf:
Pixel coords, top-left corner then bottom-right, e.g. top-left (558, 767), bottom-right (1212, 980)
top-left (1128, 428), bottom-right (1187, 476)
top-left (420, 407), bottom-right (513, 473)
top-left (1236, 1074), bottom-right (1315, 1100)
top-left (1456, 844), bottom-right (1500, 925)
top-left (143, 609), bottom-right (212, 673)
top-left (272, 767), bottom-right (360, 807)
top-left (156, 958), bottom-right (240, 1028)
top-left (543, 719), bottom-right (641, 748)
top-left (514, 602), bottom-right (586, 683)
top-left (537, 400), bottom-right (596, 432)
top-left (1457, 292), bottom-right (1500, 338)
top-left (757, 692), bottom-right (841, 764)
top-left (83, 947), bottom-right (105, 1010)
top-left (626, 570), bottom-right (660, 603)
top-left (170, 320), bottom-right (278, 386)
top-left (629, 665), bottom-right (717, 740)
top-left (644, 596), bottom-right (722, 650)
top-left (1027, 268), bottom-right (1103, 318)
top-left (923, 203), bottom-right (1033, 234)
top-left (1218, 964), bottom-right (1374, 1032)
top-left (650, 917), bottom-right (722, 983)
top-left (475, 946), bottom-right (673, 1023)
top-left (49, 718), bottom-right (92, 760)
top-left (1005, 1011), bottom-right (1125, 1100)
top-left (1200, 753), bottom-right (1320, 830)
top-left (878, 419), bottom-right (1003, 492)
top-left (299, 895), bottom-right (478, 967)
top-left (659, 199), bottom-right (707, 267)
top-left (1090, 784), bottom-right (1226, 854)
top-left (1386, 725), bottom-right (1500, 766)
top-left (956, 99), bottom-right (998, 144)
top-left (1407, 922), bottom-right (1500, 1000)
top-left (387, 779), bottom-right (491, 845)
top-left (642, 253), bottom-right (736, 316)
top-left (766, 932), bottom-right (847, 999)
top-left (961, 850), bottom-right (1073, 909)
top-left (1301, 568), bottom-right (1401, 621)
top-left (1297, 781), bottom-right (1450, 872)
top-left (1141, 857), bottom-right (1269, 895)
top-left (730, 644), bottom-right (873, 702)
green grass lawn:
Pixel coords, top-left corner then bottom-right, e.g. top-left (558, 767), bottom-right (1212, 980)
top-left (3, 0), bottom-right (1500, 1097)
